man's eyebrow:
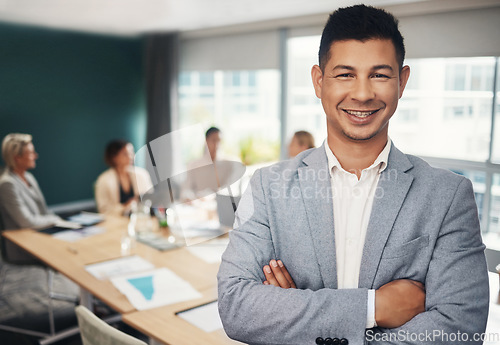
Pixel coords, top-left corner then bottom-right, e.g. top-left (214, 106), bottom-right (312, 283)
top-left (331, 64), bottom-right (394, 71)
top-left (332, 65), bottom-right (355, 71)
top-left (372, 64), bottom-right (394, 71)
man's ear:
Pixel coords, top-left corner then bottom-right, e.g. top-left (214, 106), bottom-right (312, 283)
top-left (398, 65), bottom-right (410, 99)
top-left (311, 65), bottom-right (323, 99)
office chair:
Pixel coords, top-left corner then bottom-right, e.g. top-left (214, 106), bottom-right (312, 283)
top-left (0, 213), bottom-right (79, 344)
top-left (75, 306), bottom-right (147, 345)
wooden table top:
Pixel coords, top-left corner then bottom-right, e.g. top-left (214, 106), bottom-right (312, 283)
top-left (2, 216), bottom-right (221, 315)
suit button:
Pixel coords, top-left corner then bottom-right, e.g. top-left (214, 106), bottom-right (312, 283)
top-left (332, 338), bottom-right (340, 345)
top-left (340, 338), bottom-right (348, 345)
top-left (325, 338), bottom-right (333, 345)
top-left (315, 337), bottom-right (325, 345)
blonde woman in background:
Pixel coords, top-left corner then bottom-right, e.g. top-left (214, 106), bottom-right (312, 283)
top-left (95, 139), bottom-right (153, 216)
top-left (0, 133), bottom-right (64, 261)
top-left (288, 130), bottom-right (315, 157)
top-left (0, 133), bottom-right (62, 230)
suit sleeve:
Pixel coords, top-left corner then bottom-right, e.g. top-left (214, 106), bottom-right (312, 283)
top-left (368, 178), bottom-right (489, 344)
top-left (0, 180), bottom-right (60, 229)
top-left (218, 169), bottom-right (369, 345)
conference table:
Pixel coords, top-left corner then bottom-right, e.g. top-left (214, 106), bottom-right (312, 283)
top-left (2, 215), bottom-right (243, 345)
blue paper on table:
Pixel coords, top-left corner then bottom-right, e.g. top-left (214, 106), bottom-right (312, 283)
top-left (128, 276), bottom-right (154, 300)
top-left (110, 268), bottom-right (202, 310)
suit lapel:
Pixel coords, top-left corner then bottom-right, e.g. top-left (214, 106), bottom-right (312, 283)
top-left (358, 145), bottom-right (414, 288)
top-left (299, 148), bottom-right (337, 289)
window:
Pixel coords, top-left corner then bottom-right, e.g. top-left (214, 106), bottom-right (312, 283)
top-left (391, 57), bottom-right (495, 162)
top-left (177, 33), bottom-right (500, 239)
top-left (392, 57), bottom-right (500, 238)
top-left (491, 60), bottom-right (500, 163)
top-left (286, 35), bottom-right (325, 151)
top-left (178, 70), bottom-right (281, 165)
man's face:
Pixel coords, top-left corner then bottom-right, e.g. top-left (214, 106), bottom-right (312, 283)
top-left (206, 132), bottom-right (221, 160)
top-left (311, 39), bottom-right (410, 143)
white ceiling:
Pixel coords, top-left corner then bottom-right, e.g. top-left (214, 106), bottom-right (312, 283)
top-left (0, 0), bottom-right (499, 36)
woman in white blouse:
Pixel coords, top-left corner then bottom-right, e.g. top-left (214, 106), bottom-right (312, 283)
top-left (95, 139), bottom-right (153, 216)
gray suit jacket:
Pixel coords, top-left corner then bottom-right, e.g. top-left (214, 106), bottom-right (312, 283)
top-left (0, 169), bottom-right (60, 262)
top-left (217, 144), bottom-right (489, 345)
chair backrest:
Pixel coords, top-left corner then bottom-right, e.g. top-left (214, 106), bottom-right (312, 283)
top-left (75, 306), bottom-right (147, 345)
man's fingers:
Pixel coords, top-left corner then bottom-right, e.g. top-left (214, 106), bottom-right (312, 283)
top-left (269, 260), bottom-right (292, 288)
top-left (263, 265), bottom-right (280, 287)
top-left (262, 260), bottom-right (297, 289)
top-left (277, 260), bottom-right (297, 288)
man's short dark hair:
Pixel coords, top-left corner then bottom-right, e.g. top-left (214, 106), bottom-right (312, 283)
top-left (205, 126), bottom-right (220, 139)
top-left (319, 4), bottom-right (405, 71)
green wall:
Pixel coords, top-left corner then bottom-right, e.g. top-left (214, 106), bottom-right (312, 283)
top-left (0, 23), bottom-right (147, 205)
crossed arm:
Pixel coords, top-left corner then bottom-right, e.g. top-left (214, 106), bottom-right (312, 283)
top-left (262, 259), bottom-right (426, 329)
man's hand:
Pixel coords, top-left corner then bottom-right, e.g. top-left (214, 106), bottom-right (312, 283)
top-left (262, 260), bottom-right (296, 289)
top-left (375, 279), bottom-right (426, 328)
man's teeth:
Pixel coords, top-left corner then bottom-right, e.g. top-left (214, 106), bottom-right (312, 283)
top-left (344, 110), bottom-right (377, 117)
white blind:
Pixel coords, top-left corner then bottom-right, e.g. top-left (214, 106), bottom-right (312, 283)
top-left (179, 6), bottom-right (500, 72)
top-left (287, 7), bottom-right (500, 59)
top-left (400, 7), bottom-right (500, 58)
top-left (180, 30), bottom-right (280, 71)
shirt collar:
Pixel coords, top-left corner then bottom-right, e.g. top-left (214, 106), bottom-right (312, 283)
top-left (324, 138), bottom-right (392, 177)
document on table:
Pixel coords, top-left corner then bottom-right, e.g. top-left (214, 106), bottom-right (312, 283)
top-left (176, 301), bottom-right (223, 333)
top-left (85, 255), bottom-right (155, 280)
top-left (186, 238), bottom-right (229, 263)
top-left (67, 212), bottom-right (104, 226)
top-left (110, 268), bottom-right (202, 310)
top-left (52, 226), bottom-right (105, 242)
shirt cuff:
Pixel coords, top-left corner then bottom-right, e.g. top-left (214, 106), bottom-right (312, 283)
top-left (366, 289), bottom-right (377, 328)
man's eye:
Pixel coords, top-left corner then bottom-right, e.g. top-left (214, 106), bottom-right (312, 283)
top-left (373, 74), bottom-right (390, 79)
top-left (336, 73), bottom-right (353, 78)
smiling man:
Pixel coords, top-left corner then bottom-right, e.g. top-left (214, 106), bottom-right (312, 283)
top-left (217, 5), bottom-right (489, 345)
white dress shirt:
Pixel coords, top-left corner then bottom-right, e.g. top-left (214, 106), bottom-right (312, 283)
top-left (324, 139), bottom-right (391, 328)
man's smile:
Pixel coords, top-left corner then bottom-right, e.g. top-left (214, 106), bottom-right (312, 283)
top-left (341, 108), bottom-right (380, 118)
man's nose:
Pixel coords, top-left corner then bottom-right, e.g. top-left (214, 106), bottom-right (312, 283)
top-left (350, 79), bottom-right (375, 102)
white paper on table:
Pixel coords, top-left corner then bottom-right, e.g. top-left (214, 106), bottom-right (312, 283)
top-left (180, 220), bottom-right (222, 237)
top-left (177, 301), bottom-right (223, 333)
top-left (187, 238), bottom-right (229, 263)
top-left (52, 226), bottom-right (105, 242)
top-left (67, 212), bottom-right (104, 226)
top-left (110, 268), bottom-right (202, 310)
top-left (85, 255), bottom-right (155, 280)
